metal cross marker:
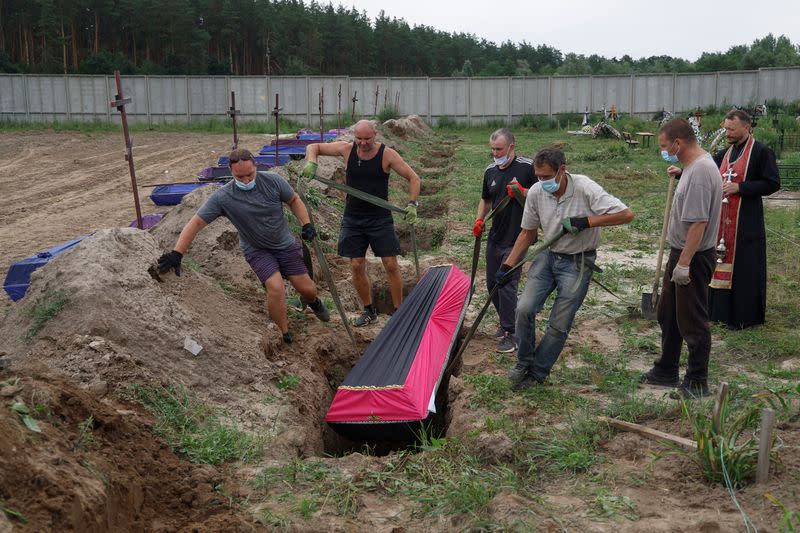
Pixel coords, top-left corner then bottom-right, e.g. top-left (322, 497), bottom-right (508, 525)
top-left (227, 91), bottom-right (241, 150)
top-left (109, 70), bottom-right (143, 230)
top-left (373, 85), bottom-right (379, 116)
top-left (271, 94), bottom-right (282, 161)
top-left (351, 91), bottom-right (358, 123)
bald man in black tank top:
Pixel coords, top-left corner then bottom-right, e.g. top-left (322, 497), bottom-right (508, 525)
top-left (304, 120), bottom-right (421, 326)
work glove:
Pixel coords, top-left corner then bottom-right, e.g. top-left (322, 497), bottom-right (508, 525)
top-left (473, 218), bottom-right (485, 238)
top-left (301, 161), bottom-right (318, 180)
top-left (671, 263), bottom-right (691, 286)
top-left (561, 216), bottom-right (590, 235)
top-left (301, 223), bottom-right (316, 241)
top-left (506, 180), bottom-right (528, 199)
top-left (494, 264), bottom-right (512, 287)
top-left (404, 203), bottom-right (418, 225)
top-left (157, 250), bottom-right (183, 276)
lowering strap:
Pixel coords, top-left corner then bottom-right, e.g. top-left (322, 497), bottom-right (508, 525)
top-left (289, 170), bottom-right (357, 348)
top-left (311, 174), bottom-right (419, 278)
top-left (468, 193), bottom-right (526, 303)
top-left (452, 228), bottom-right (567, 367)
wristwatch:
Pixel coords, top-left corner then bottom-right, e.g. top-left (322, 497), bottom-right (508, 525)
top-left (408, 200), bottom-right (419, 207)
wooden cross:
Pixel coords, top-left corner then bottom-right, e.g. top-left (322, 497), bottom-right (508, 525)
top-left (227, 91), bottom-right (241, 150)
top-left (271, 94), bottom-right (282, 161)
top-left (108, 70), bottom-right (143, 230)
top-left (351, 91), bottom-right (358, 123)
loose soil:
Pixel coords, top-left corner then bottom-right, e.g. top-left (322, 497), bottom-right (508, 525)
top-left (0, 126), bottom-right (797, 531)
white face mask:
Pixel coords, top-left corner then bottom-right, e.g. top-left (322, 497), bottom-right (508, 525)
top-left (494, 154), bottom-right (510, 167)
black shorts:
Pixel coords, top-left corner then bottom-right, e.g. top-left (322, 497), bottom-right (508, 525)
top-left (338, 215), bottom-right (401, 258)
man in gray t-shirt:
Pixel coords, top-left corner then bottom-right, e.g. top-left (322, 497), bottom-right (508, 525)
top-left (157, 148), bottom-right (330, 344)
top-left (641, 119), bottom-right (723, 399)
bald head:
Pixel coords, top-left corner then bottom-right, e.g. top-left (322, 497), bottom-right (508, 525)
top-left (354, 120), bottom-right (377, 136)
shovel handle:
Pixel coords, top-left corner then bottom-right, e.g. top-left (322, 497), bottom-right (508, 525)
top-left (652, 176), bottom-right (676, 293)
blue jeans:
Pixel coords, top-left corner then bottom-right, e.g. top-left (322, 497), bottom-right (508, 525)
top-left (515, 250), bottom-right (593, 382)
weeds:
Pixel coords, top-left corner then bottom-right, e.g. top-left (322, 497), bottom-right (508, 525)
top-left (527, 416), bottom-right (603, 474)
top-left (74, 416), bottom-right (99, 451)
top-left (0, 501), bottom-right (28, 524)
top-left (22, 289), bottom-right (70, 342)
top-left (683, 390), bottom-right (780, 489)
top-left (127, 384), bottom-right (262, 465)
top-left (276, 375), bottom-right (300, 391)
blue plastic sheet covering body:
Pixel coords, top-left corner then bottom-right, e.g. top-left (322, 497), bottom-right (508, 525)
top-left (149, 183), bottom-right (216, 206)
top-left (258, 145), bottom-right (307, 156)
top-left (4, 236), bottom-right (89, 301)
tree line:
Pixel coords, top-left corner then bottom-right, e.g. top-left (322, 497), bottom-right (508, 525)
top-left (1, 0), bottom-right (799, 77)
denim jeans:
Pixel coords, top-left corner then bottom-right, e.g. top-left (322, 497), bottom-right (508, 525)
top-left (515, 250), bottom-right (593, 382)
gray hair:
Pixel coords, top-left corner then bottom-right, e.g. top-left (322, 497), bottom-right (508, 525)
top-left (490, 128), bottom-right (515, 146)
top-left (533, 148), bottom-right (566, 171)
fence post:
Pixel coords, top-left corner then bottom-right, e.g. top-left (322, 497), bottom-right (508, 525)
top-left (185, 76), bottom-right (191, 123)
top-left (306, 76), bottom-right (311, 126)
top-left (630, 75), bottom-right (635, 118)
top-left (427, 77), bottom-right (432, 124)
top-left (671, 73), bottom-right (677, 114)
top-left (714, 72), bottom-right (720, 108)
top-left (64, 74), bottom-right (71, 121)
top-left (467, 77), bottom-right (472, 126)
top-left (145, 76), bottom-right (152, 127)
top-left (507, 77), bottom-right (512, 124)
top-left (23, 74), bottom-right (31, 123)
top-left (547, 76), bottom-right (552, 119)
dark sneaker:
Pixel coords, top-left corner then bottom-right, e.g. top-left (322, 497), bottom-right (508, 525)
top-left (513, 375), bottom-right (545, 391)
top-left (639, 369), bottom-right (679, 387)
top-left (496, 333), bottom-right (518, 353)
top-left (353, 307), bottom-right (377, 327)
top-left (493, 327), bottom-right (505, 339)
top-left (282, 331), bottom-right (293, 344)
top-left (309, 298), bottom-right (330, 322)
top-left (671, 381), bottom-right (710, 400)
top-left (507, 362), bottom-right (529, 385)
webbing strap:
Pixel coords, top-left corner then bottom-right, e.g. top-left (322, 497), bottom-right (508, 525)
top-left (291, 171), bottom-right (357, 347)
top-left (467, 193), bottom-right (523, 303)
top-left (311, 173), bottom-right (419, 275)
top-left (455, 228), bottom-right (566, 363)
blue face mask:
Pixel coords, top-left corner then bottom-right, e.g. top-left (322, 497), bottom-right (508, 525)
top-left (234, 177), bottom-right (257, 191)
top-left (661, 141), bottom-right (679, 163)
top-left (494, 154), bottom-right (510, 167)
top-left (540, 171), bottom-right (561, 194)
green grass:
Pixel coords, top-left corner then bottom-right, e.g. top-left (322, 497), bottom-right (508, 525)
top-left (0, 117), bottom-right (307, 135)
top-left (127, 384), bottom-right (263, 465)
top-left (23, 289), bottom-right (70, 342)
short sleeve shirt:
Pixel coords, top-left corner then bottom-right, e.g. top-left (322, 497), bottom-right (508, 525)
top-left (521, 173), bottom-right (628, 254)
top-left (481, 156), bottom-right (536, 247)
top-left (196, 171), bottom-right (296, 254)
top-left (667, 153), bottom-right (722, 250)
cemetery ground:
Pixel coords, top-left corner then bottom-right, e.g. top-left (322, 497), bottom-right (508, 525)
top-left (0, 119), bottom-right (799, 532)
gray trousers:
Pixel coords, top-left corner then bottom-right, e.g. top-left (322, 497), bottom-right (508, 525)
top-left (486, 240), bottom-right (520, 335)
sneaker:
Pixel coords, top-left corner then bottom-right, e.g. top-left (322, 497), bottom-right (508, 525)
top-left (309, 298), bottom-right (330, 322)
top-left (639, 369), bottom-right (679, 387)
top-left (671, 381), bottom-right (710, 400)
top-left (282, 331), bottom-right (293, 344)
top-left (507, 362), bottom-right (529, 385)
top-left (492, 327), bottom-right (505, 339)
top-left (513, 375), bottom-right (545, 391)
top-left (496, 333), bottom-right (518, 353)
top-left (353, 307), bottom-right (377, 327)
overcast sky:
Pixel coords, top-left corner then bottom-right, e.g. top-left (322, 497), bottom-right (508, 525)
top-left (337, 0), bottom-right (800, 61)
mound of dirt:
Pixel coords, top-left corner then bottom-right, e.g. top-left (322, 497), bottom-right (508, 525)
top-left (0, 227), bottom-right (363, 460)
top-left (0, 372), bottom-right (253, 531)
top-left (382, 115), bottom-right (432, 139)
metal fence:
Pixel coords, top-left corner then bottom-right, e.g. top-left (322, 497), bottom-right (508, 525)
top-left (2, 68), bottom-right (799, 126)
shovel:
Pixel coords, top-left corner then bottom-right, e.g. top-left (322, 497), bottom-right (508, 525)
top-left (641, 175), bottom-right (676, 320)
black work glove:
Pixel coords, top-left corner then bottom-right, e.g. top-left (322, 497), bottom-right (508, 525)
top-left (301, 223), bottom-right (317, 242)
top-left (561, 216), bottom-right (590, 235)
top-left (157, 250), bottom-right (183, 276)
top-left (494, 264), bottom-right (512, 287)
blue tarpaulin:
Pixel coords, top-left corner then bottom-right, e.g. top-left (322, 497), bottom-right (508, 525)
top-left (4, 236), bottom-right (89, 301)
top-left (216, 154), bottom-right (290, 167)
top-left (150, 183), bottom-right (216, 206)
top-left (258, 145), bottom-right (307, 157)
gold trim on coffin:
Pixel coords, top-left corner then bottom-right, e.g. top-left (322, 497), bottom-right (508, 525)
top-left (338, 384), bottom-right (404, 391)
